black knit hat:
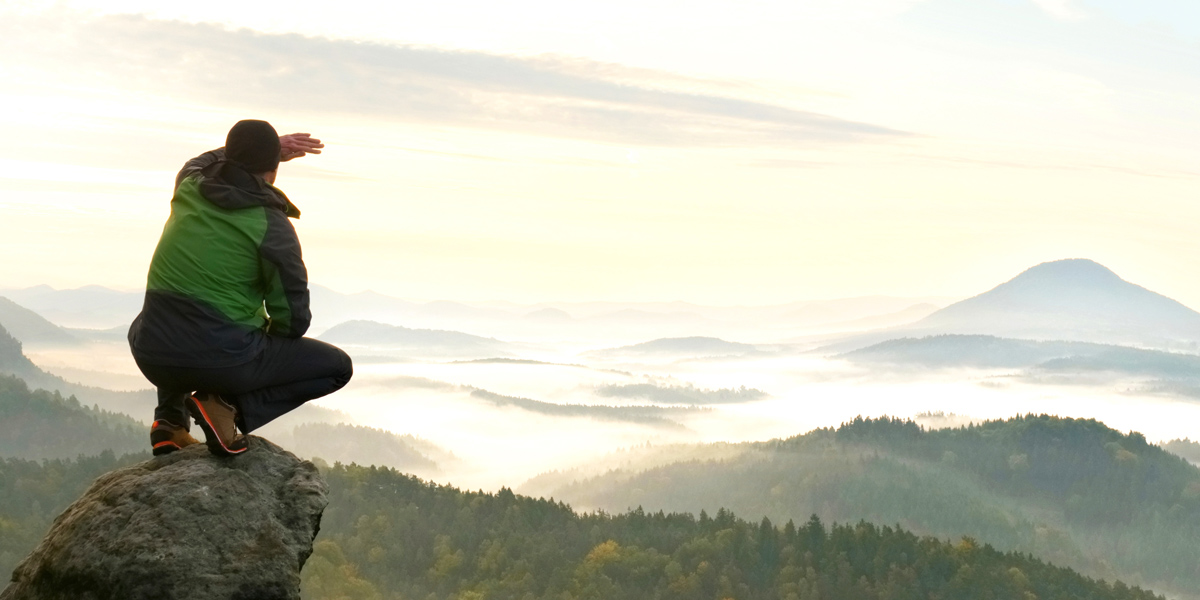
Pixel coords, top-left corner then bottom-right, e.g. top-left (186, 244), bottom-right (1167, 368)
top-left (225, 120), bottom-right (281, 174)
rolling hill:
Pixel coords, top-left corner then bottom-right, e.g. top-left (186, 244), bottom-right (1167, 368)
top-left (0, 296), bottom-right (79, 346)
top-left (317, 320), bottom-right (514, 357)
top-left (272, 422), bottom-right (447, 477)
top-left (0, 374), bottom-right (145, 460)
top-left (543, 415), bottom-right (1200, 598)
top-left (0, 285), bottom-right (142, 330)
top-left (1, 451), bottom-right (1163, 600)
top-left (843, 334), bottom-right (1200, 375)
top-left (0, 322), bottom-right (155, 418)
top-left (841, 334), bottom-right (1200, 400)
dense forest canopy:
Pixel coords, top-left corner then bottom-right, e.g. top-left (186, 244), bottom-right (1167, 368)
top-left (307, 461), bottom-right (1164, 599)
top-left (0, 451), bottom-right (1163, 600)
top-left (552, 415), bottom-right (1200, 598)
top-left (0, 375), bottom-right (144, 459)
top-left (0, 451), bottom-right (146, 574)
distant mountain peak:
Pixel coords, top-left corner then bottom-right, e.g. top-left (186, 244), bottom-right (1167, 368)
top-left (1003, 258), bottom-right (1123, 289)
top-left (906, 258), bottom-right (1200, 346)
top-left (956, 258), bottom-right (1157, 305)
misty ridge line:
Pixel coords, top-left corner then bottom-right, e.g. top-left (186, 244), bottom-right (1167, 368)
top-left (365, 373), bottom-right (768, 408)
top-left (0, 283), bottom-right (955, 340)
top-left (468, 389), bottom-right (704, 430)
top-left (595, 382), bottom-right (769, 405)
top-left (531, 413), bottom-right (1200, 502)
top-left (444, 357), bottom-right (638, 377)
top-left (2, 12), bottom-right (906, 148)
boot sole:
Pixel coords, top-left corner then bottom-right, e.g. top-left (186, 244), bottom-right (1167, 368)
top-left (186, 395), bottom-right (248, 457)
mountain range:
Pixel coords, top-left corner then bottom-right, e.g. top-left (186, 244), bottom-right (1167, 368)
top-left (0, 284), bottom-right (948, 342)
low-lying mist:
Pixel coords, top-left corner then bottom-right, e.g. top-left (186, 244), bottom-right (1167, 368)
top-left (23, 333), bottom-right (1200, 493)
top-left (297, 347), bottom-right (1200, 491)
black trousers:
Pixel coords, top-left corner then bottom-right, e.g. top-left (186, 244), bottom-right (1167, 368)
top-left (136, 336), bottom-right (353, 433)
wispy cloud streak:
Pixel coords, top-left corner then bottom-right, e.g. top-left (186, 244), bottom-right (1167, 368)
top-left (2, 13), bottom-right (907, 147)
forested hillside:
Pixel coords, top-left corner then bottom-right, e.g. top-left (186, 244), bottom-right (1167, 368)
top-left (308, 463), bottom-right (1162, 599)
top-left (275, 422), bottom-right (447, 477)
top-left (0, 374), bottom-right (144, 459)
top-left (0, 323), bottom-right (154, 417)
top-left (1164, 438), bottom-right (1200, 465)
top-left (551, 415), bottom-right (1200, 598)
top-left (0, 451), bottom-right (1162, 600)
top-left (0, 451), bottom-right (147, 574)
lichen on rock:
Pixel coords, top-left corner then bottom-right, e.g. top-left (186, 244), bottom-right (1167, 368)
top-left (1, 437), bottom-right (327, 600)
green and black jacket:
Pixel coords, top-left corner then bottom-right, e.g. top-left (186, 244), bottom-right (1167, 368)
top-left (128, 149), bottom-right (311, 368)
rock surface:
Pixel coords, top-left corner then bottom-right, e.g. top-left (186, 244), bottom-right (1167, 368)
top-left (1, 437), bottom-right (327, 600)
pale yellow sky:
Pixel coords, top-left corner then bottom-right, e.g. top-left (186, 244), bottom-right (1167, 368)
top-left (1, 0), bottom-right (1198, 306)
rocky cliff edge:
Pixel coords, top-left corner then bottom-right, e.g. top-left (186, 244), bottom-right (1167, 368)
top-left (1, 437), bottom-right (327, 600)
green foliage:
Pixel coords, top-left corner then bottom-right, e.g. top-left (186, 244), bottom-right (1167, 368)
top-left (558, 415), bottom-right (1200, 597)
top-left (1163, 438), bottom-right (1200, 465)
top-left (0, 323), bottom-right (41, 379)
top-left (308, 462), bottom-right (1160, 600)
top-left (301, 540), bottom-right (383, 600)
top-left (0, 374), bottom-right (146, 460)
top-left (0, 450), bottom-right (146, 576)
top-left (0, 449), bottom-right (1164, 600)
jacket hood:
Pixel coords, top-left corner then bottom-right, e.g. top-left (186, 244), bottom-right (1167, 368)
top-left (198, 161), bottom-right (301, 219)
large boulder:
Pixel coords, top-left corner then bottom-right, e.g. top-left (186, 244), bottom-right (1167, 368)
top-left (1, 437), bottom-right (327, 600)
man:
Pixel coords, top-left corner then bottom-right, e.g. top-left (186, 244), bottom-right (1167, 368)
top-left (128, 120), bottom-right (353, 457)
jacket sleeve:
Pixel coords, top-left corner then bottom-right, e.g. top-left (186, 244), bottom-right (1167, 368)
top-left (258, 209), bottom-right (312, 338)
top-left (175, 148), bottom-right (226, 188)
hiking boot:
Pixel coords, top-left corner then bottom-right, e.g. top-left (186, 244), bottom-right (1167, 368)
top-left (150, 419), bottom-right (200, 456)
top-left (186, 393), bottom-right (249, 456)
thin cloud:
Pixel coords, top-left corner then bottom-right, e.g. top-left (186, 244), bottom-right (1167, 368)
top-left (1029, 0), bottom-right (1085, 20)
top-left (2, 13), bottom-right (908, 148)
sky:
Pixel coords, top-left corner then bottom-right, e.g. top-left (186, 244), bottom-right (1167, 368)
top-left (1, 0), bottom-right (1199, 306)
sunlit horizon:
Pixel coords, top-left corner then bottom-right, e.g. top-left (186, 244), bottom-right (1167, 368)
top-left (3, 0), bottom-right (1200, 306)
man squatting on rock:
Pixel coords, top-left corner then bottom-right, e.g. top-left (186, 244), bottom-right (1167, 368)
top-left (128, 120), bottom-right (353, 457)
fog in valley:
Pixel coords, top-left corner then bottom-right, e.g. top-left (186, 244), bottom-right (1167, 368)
top-left (9, 259), bottom-right (1200, 597)
top-left (9, 259), bottom-right (1200, 492)
top-left (8, 4), bottom-right (1200, 597)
